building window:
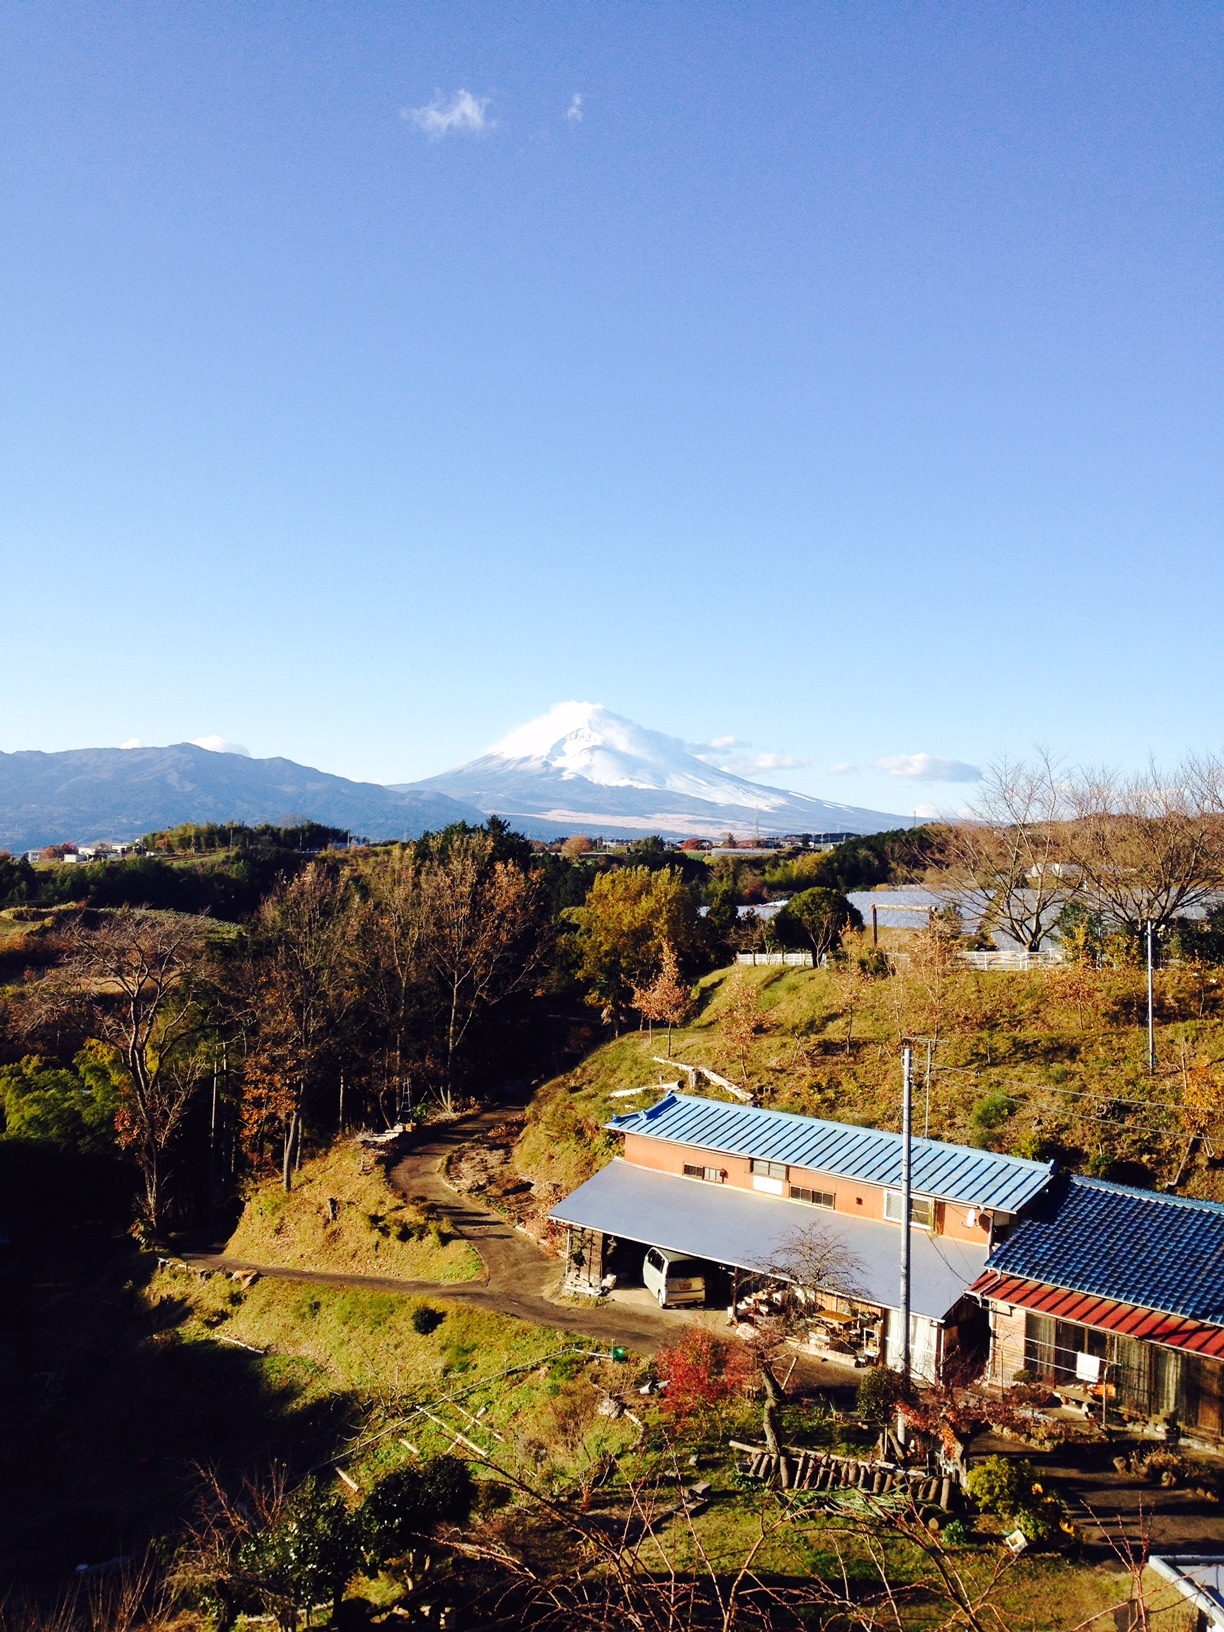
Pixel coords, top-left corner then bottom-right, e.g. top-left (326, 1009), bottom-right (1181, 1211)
top-left (683, 1163), bottom-right (725, 1183)
top-left (790, 1186), bottom-right (835, 1209)
top-left (883, 1190), bottom-right (935, 1229)
top-left (751, 1159), bottom-right (787, 1180)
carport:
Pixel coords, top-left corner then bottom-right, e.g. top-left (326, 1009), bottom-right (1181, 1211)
top-left (550, 1157), bottom-right (989, 1380)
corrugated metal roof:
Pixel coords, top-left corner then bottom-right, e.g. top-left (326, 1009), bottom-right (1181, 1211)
top-left (549, 1159), bottom-right (988, 1320)
top-left (609, 1093), bottom-right (1054, 1214)
top-left (970, 1270), bottom-right (1224, 1359)
top-left (980, 1174), bottom-right (1224, 1326)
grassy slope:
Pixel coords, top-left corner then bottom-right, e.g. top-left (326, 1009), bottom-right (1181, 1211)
top-left (516, 939), bottom-right (1224, 1200)
top-left (225, 1143), bottom-right (482, 1281)
top-left (155, 1267), bottom-right (1152, 1630)
top-left (152, 1262), bottom-right (639, 1491)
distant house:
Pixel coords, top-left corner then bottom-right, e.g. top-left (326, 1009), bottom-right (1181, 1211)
top-left (548, 1093), bottom-right (1053, 1382)
top-left (972, 1176), bottom-right (1224, 1440)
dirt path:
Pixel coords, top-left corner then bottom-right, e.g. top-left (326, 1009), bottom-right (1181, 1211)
top-left (185, 1111), bottom-right (853, 1386)
top-left (185, 1109), bottom-right (684, 1354)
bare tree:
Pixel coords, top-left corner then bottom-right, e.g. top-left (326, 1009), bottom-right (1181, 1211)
top-left (1063, 756), bottom-right (1224, 936)
top-left (737, 1222), bottom-right (867, 1456)
top-left (416, 832), bottom-right (549, 1111)
top-left (353, 845), bottom-right (428, 1124)
top-left (28, 909), bottom-right (210, 1236)
top-left (243, 863), bottom-right (354, 1190)
top-left (941, 751), bottom-right (1073, 951)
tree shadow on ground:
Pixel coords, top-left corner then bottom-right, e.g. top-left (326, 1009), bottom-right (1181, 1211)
top-left (0, 1143), bottom-right (359, 1593)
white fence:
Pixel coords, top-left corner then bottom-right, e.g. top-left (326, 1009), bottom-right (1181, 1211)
top-left (736, 949), bottom-right (1063, 972)
top-left (957, 949), bottom-right (1065, 971)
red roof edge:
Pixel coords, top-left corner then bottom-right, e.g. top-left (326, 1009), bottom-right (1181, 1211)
top-left (970, 1272), bottom-right (1224, 1359)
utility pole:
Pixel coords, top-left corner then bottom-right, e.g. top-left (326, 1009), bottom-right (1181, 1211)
top-left (1147, 920), bottom-right (1157, 1075)
top-left (900, 1044), bottom-right (913, 1384)
top-left (924, 1039), bottom-right (933, 1138)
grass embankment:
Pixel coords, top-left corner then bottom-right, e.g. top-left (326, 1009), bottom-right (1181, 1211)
top-left (516, 939), bottom-right (1224, 1200)
top-left (225, 1143), bottom-right (481, 1282)
top-left (151, 1262), bottom-right (639, 1492)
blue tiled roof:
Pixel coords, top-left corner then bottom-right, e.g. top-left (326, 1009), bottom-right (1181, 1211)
top-left (608, 1092), bottom-right (1054, 1214)
top-left (984, 1175), bottom-right (1224, 1325)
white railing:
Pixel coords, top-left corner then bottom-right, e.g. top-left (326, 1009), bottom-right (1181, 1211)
top-left (735, 949), bottom-right (1062, 972)
top-left (957, 949), bottom-right (1064, 971)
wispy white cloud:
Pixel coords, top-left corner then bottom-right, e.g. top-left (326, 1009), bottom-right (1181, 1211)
top-left (190, 735), bottom-right (251, 757)
top-left (913, 803), bottom-right (943, 819)
top-left (566, 93), bottom-right (583, 123)
top-left (403, 89), bottom-right (493, 141)
top-left (749, 751), bottom-right (809, 772)
top-left (121, 737), bottom-right (146, 750)
top-left (693, 735), bottom-right (811, 777)
top-left (876, 753), bottom-right (982, 783)
top-left (829, 761), bottom-right (859, 775)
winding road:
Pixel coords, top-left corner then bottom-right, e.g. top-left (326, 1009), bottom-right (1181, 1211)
top-left (186, 1109), bottom-right (686, 1355)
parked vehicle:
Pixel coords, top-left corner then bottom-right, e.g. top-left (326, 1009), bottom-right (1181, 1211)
top-left (642, 1247), bottom-right (706, 1308)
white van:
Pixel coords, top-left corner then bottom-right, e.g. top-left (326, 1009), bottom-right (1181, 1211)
top-left (642, 1247), bottom-right (706, 1308)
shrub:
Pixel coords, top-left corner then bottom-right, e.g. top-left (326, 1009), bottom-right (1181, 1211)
top-left (856, 1366), bottom-right (904, 1427)
top-left (971, 1092), bottom-right (1016, 1132)
top-left (411, 1305), bottom-right (445, 1336)
top-left (941, 1518), bottom-right (974, 1545)
top-left (360, 1455), bottom-right (474, 1564)
top-left (1013, 1492), bottom-right (1066, 1545)
top-left (236, 1478), bottom-right (360, 1631)
top-left (654, 1327), bottom-right (750, 1422)
top-left (966, 1455), bottom-right (1035, 1517)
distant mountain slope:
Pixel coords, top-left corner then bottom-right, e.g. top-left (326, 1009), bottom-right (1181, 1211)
top-left (0, 745), bottom-right (485, 852)
top-left (401, 702), bottom-right (913, 840)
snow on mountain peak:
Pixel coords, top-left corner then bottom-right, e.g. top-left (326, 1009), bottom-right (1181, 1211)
top-left (488, 702), bottom-right (793, 808)
top-left (408, 702), bottom-right (911, 838)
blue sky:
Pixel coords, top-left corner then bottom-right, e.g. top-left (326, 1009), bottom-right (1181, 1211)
top-left (1, 2), bottom-right (1220, 819)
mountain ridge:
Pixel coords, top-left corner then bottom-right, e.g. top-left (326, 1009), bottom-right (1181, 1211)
top-left (400, 702), bottom-right (912, 839)
top-left (0, 745), bottom-right (485, 852)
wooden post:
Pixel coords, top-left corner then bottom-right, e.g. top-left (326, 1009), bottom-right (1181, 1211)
top-left (872, 906), bottom-right (878, 946)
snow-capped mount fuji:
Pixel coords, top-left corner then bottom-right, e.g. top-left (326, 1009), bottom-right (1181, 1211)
top-left (401, 703), bottom-right (912, 840)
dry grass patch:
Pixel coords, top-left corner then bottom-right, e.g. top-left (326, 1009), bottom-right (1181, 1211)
top-left (225, 1142), bottom-right (481, 1281)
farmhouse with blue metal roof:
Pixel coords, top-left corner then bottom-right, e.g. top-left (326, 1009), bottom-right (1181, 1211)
top-left (550, 1091), bottom-right (1055, 1382)
top-left (550, 1087), bottom-right (1224, 1424)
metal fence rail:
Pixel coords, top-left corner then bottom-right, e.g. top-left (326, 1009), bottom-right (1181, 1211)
top-left (957, 949), bottom-right (1065, 970)
top-left (735, 951), bottom-right (815, 967)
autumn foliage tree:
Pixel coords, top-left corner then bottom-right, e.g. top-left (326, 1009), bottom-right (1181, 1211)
top-left (720, 975), bottom-right (765, 1087)
top-left (631, 940), bottom-right (694, 1056)
top-left (566, 865), bottom-right (703, 1026)
top-left (414, 829), bottom-right (550, 1111)
top-left (242, 863), bottom-right (355, 1190)
top-left (654, 1327), bottom-right (751, 1425)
